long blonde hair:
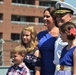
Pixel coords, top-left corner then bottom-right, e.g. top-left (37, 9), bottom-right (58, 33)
top-left (20, 26), bottom-right (38, 52)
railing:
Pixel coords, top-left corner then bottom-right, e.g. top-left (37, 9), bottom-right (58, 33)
top-left (0, 39), bottom-right (5, 66)
top-left (11, 3), bottom-right (49, 9)
top-left (0, 66), bottom-right (35, 75)
top-left (11, 21), bottom-right (44, 25)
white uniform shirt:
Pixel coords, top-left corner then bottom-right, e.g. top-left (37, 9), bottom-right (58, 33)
top-left (53, 34), bottom-right (68, 65)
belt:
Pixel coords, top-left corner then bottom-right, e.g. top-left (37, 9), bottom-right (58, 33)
top-left (56, 65), bottom-right (60, 70)
top-left (60, 65), bottom-right (73, 71)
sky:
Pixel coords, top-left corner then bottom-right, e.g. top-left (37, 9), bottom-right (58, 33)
top-left (65, 0), bottom-right (76, 8)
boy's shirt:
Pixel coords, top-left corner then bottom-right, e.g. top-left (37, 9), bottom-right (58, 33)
top-left (6, 63), bottom-right (31, 75)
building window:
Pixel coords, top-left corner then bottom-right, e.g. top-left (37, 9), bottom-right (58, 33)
top-left (11, 15), bottom-right (26, 22)
top-left (51, 1), bottom-right (57, 7)
top-left (0, 0), bottom-right (4, 1)
top-left (26, 16), bottom-right (34, 22)
top-left (0, 13), bottom-right (3, 20)
top-left (39, 1), bottom-right (57, 7)
top-left (26, 0), bottom-right (35, 4)
top-left (12, 0), bottom-right (26, 4)
top-left (11, 15), bottom-right (35, 22)
top-left (12, 0), bottom-right (35, 4)
top-left (39, 17), bottom-right (43, 23)
top-left (11, 33), bottom-right (20, 40)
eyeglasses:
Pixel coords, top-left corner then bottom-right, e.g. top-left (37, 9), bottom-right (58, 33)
top-left (43, 15), bottom-right (50, 18)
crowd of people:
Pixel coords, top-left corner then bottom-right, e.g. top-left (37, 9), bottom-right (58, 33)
top-left (6, 1), bottom-right (76, 75)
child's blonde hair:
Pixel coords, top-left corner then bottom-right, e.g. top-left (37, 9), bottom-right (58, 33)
top-left (20, 26), bottom-right (38, 52)
top-left (11, 45), bottom-right (26, 56)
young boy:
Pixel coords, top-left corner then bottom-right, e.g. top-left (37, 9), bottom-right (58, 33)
top-left (6, 46), bottom-right (31, 75)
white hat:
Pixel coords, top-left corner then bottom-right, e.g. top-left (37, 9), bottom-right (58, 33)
top-left (55, 1), bottom-right (76, 15)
